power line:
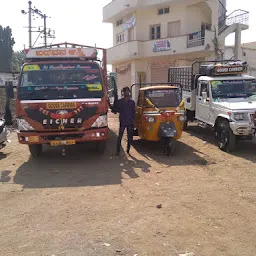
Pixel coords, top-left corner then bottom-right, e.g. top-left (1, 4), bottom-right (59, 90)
top-left (21, 1), bottom-right (55, 48)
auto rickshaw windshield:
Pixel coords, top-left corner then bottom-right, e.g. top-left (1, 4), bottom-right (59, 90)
top-left (145, 88), bottom-right (181, 108)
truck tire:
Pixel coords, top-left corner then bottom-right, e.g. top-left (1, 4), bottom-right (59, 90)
top-left (29, 144), bottom-right (42, 157)
top-left (96, 141), bottom-right (106, 154)
top-left (216, 120), bottom-right (236, 152)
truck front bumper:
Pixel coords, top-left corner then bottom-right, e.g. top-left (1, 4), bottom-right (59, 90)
top-left (17, 127), bottom-right (109, 145)
top-left (230, 122), bottom-right (255, 136)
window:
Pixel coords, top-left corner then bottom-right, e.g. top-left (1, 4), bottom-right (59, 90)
top-left (168, 21), bottom-right (181, 37)
top-left (150, 24), bottom-right (161, 40)
top-left (116, 19), bottom-right (123, 27)
top-left (158, 7), bottom-right (169, 15)
top-left (128, 28), bottom-right (134, 42)
top-left (200, 82), bottom-right (209, 97)
top-left (116, 32), bottom-right (125, 44)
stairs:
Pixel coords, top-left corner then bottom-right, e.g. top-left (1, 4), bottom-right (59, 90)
top-left (218, 9), bottom-right (249, 37)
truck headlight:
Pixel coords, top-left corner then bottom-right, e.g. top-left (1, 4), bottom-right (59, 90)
top-left (91, 115), bottom-right (108, 128)
top-left (17, 118), bottom-right (35, 131)
top-left (233, 113), bottom-right (248, 121)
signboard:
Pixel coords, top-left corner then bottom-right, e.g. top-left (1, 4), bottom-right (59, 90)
top-left (26, 47), bottom-right (97, 59)
top-left (153, 40), bottom-right (171, 52)
top-left (214, 65), bottom-right (247, 75)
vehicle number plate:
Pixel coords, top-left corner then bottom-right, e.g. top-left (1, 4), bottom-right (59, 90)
top-left (50, 140), bottom-right (76, 146)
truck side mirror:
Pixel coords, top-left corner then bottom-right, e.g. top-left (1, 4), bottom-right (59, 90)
top-left (202, 91), bottom-right (207, 100)
top-left (5, 81), bottom-right (14, 99)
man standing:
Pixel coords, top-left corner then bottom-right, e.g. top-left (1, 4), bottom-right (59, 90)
top-left (112, 87), bottom-right (135, 156)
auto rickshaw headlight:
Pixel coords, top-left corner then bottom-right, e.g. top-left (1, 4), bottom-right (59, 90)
top-left (177, 115), bottom-right (185, 122)
top-left (147, 116), bottom-right (156, 123)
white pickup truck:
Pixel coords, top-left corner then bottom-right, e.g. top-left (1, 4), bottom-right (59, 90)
top-left (168, 60), bottom-right (256, 152)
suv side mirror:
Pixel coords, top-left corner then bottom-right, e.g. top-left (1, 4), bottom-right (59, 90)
top-left (202, 91), bottom-right (207, 100)
top-left (5, 81), bottom-right (14, 99)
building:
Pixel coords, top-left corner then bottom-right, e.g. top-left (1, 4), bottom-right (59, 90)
top-left (0, 71), bottom-right (19, 87)
top-left (225, 42), bottom-right (256, 77)
top-left (103, 0), bottom-right (249, 96)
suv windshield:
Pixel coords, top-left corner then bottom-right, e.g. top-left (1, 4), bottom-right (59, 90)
top-left (18, 62), bottom-right (103, 100)
top-left (145, 88), bottom-right (181, 108)
top-left (211, 79), bottom-right (256, 99)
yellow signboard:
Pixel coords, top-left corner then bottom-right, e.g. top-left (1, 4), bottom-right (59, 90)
top-left (23, 65), bottom-right (40, 71)
top-left (86, 84), bottom-right (102, 91)
top-left (46, 102), bottom-right (77, 110)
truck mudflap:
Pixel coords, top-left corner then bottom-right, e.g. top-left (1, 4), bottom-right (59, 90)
top-left (17, 127), bottom-right (109, 145)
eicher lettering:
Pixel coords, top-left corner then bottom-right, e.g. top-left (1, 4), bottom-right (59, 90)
top-left (43, 118), bottom-right (83, 125)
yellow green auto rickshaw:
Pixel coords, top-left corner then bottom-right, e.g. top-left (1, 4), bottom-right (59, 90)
top-left (131, 83), bottom-right (185, 156)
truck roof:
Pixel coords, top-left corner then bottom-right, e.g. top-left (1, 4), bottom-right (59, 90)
top-left (198, 74), bottom-right (255, 81)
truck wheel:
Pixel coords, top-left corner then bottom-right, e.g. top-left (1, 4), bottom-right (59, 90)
top-left (216, 120), bottom-right (236, 152)
top-left (164, 138), bottom-right (176, 157)
top-left (96, 141), bottom-right (106, 154)
top-left (29, 144), bottom-right (42, 157)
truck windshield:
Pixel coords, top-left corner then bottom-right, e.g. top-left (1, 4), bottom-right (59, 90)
top-left (211, 79), bottom-right (256, 99)
top-left (145, 88), bottom-right (181, 108)
top-left (18, 63), bottom-right (104, 100)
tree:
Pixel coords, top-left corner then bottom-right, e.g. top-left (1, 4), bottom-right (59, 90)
top-left (212, 26), bottom-right (224, 61)
top-left (0, 25), bottom-right (15, 71)
top-left (11, 50), bottom-right (25, 72)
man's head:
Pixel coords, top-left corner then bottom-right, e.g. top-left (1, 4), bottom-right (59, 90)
top-left (122, 87), bottom-right (131, 98)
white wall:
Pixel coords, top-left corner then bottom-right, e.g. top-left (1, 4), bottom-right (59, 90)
top-left (0, 73), bottom-right (19, 87)
top-left (225, 47), bottom-right (256, 77)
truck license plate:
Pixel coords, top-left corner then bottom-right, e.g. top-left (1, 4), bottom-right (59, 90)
top-left (46, 102), bottom-right (77, 110)
top-left (50, 140), bottom-right (76, 146)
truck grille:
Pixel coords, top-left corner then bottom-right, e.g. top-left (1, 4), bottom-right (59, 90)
top-left (43, 134), bottom-right (84, 141)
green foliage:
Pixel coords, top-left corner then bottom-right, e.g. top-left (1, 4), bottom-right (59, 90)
top-left (0, 25), bottom-right (15, 71)
top-left (11, 50), bottom-right (26, 72)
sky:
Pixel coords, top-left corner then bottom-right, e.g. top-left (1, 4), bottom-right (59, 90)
top-left (0, 0), bottom-right (255, 51)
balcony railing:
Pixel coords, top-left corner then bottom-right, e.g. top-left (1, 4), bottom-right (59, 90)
top-left (219, 9), bottom-right (249, 34)
top-left (187, 31), bottom-right (205, 48)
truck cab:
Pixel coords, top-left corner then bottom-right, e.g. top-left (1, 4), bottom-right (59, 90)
top-left (15, 43), bottom-right (109, 157)
top-left (169, 61), bottom-right (256, 152)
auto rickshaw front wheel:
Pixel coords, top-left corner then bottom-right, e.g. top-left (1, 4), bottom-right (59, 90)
top-left (164, 138), bottom-right (176, 157)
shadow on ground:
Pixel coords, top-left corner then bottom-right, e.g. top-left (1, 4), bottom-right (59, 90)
top-left (131, 137), bottom-right (211, 166)
top-left (186, 123), bottom-right (256, 163)
top-left (13, 129), bottom-right (151, 189)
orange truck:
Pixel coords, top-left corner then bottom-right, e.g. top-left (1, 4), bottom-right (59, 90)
top-left (12, 42), bottom-right (109, 157)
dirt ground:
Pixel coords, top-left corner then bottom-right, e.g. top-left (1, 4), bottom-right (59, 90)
top-left (0, 114), bottom-right (256, 256)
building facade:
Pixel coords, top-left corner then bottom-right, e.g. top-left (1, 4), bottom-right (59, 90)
top-left (225, 42), bottom-right (256, 77)
top-left (103, 0), bottom-right (249, 96)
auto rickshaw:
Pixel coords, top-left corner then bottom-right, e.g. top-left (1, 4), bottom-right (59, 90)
top-left (131, 83), bottom-right (185, 156)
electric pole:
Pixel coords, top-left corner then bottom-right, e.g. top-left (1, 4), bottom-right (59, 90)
top-left (21, 1), bottom-right (54, 48)
top-left (43, 14), bottom-right (47, 46)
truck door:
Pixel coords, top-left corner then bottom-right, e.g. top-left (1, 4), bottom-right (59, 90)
top-left (196, 81), bottom-right (210, 123)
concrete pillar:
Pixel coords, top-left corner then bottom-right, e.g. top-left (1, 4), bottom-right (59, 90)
top-left (234, 23), bottom-right (242, 60)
